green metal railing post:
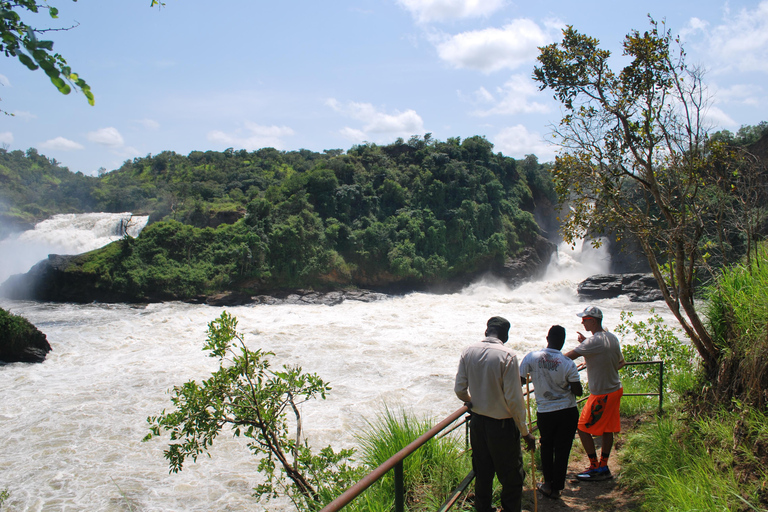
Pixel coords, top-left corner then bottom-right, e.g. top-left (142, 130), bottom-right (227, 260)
top-left (394, 461), bottom-right (404, 512)
top-left (659, 361), bottom-right (664, 414)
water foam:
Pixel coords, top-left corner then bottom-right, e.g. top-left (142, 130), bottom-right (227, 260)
top-left (0, 219), bottom-right (672, 511)
top-left (0, 213), bottom-right (149, 283)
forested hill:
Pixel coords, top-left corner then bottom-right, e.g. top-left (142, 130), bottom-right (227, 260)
top-left (0, 135), bottom-right (560, 301)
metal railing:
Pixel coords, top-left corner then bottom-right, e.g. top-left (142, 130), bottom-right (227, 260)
top-left (320, 405), bottom-right (469, 512)
top-left (620, 360), bottom-right (665, 414)
top-left (321, 359), bottom-right (665, 512)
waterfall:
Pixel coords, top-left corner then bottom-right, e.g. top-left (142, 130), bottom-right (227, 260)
top-left (0, 212), bottom-right (149, 284)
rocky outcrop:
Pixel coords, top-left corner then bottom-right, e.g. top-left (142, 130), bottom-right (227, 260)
top-left (577, 273), bottom-right (664, 302)
top-left (199, 289), bottom-right (388, 306)
top-left (0, 254), bottom-right (136, 303)
top-left (0, 307), bottom-right (52, 363)
top-left (495, 236), bottom-right (558, 287)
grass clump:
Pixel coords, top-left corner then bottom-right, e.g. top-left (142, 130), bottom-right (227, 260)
top-left (348, 407), bottom-right (473, 511)
top-left (617, 246), bottom-right (768, 511)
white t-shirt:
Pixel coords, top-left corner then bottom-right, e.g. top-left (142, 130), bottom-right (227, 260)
top-left (520, 348), bottom-right (580, 414)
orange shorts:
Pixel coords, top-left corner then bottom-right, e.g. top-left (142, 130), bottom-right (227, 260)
top-left (578, 388), bottom-right (623, 435)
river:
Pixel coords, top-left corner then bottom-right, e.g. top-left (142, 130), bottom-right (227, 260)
top-left (0, 215), bottom-right (675, 511)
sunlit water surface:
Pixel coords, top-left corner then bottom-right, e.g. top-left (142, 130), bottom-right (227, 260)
top-left (0, 219), bottom-right (676, 511)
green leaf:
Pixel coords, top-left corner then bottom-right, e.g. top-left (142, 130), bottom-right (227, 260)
top-left (17, 52), bottom-right (38, 70)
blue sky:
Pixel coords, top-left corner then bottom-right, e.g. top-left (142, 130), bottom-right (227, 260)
top-left (1, 0), bottom-right (767, 175)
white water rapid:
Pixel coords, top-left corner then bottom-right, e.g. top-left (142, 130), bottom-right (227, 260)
top-left (0, 212), bottom-right (149, 284)
top-left (0, 217), bottom-right (674, 511)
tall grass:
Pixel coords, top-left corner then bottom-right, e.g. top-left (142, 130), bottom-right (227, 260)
top-left (705, 246), bottom-right (768, 407)
top-left (618, 245), bottom-right (768, 511)
top-left (621, 406), bottom-right (768, 511)
top-left (346, 407), bottom-right (473, 511)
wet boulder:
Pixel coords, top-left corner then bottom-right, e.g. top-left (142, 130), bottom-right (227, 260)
top-left (578, 273), bottom-right (663, 302)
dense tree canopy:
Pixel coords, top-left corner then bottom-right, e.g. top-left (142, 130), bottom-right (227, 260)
top-left (1, 136), bottom-right (557, 298)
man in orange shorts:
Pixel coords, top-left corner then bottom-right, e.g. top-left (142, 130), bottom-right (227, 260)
top-left (565, 306), bottom-right (625, 481)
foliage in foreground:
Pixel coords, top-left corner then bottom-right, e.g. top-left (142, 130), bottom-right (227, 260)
top-left (618, 249), bottom-right (768, 511)
top-left (615, 310), bottom-right (699, 407)
top-left (143, 312), bottom-right (359, 510)
top-left (621, 406), bottom-right (768, 512)
top-left (704, 247), bottom-right (768, 408)
top-left (350, 407), bottom-right (473, 512)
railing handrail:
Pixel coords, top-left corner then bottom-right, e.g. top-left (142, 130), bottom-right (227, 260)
top-left (320, 405), bottom-right (469, 512)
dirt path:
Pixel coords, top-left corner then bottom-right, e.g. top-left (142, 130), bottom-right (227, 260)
top-left (522, 416), bottom-right (642, 512)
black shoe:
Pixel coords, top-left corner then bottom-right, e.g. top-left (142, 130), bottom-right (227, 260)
top-left (537, 482), bottom-right (561, 499)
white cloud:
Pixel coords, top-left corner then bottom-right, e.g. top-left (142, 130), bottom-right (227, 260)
top-left (326, 99), bottom-right (425, 142)
top-left (492, 125), bottom-right (554, 161)
top-left (135, 118), bottom-right (160, 131)
top-left (710, 83), bottom-right (764, 107)
top-left (435, 19), bottom-right (553, 73)
top-left (207, 122), bottom-right (295, 150)
top-left (11, 110), bottom-right (35, 121)
top-left (699, 1), bottom-right (768, 72)
top-left (704, 105), bottom-right (737, 129)
top-left (39, 136), bottom-right (85, 151)
top-left (0, 74), bottom-right (10, 87)
top-left (471, 74), bottom-right (550, 116)
top-left (0, 132), bottom-right (13, 145)
top-left (396, 0), bottom-right (504, 23)
top-left (87, 127), bottom-right (125, 148)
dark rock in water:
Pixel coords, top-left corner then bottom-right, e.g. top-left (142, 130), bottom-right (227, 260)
top-left (250, 289), bottom-right (387, 306)
top-left (205, 291), bottom-right (253, 306)
top-left (578, 273), bottom-right (663, 302)
top-left (0, 307), bottom-right (52, 363)
top-left (495, 236), bottom-right (558, 287)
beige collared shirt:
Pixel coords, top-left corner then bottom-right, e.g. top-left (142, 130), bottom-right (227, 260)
top-left (454, 336), bottom-right (529, 436)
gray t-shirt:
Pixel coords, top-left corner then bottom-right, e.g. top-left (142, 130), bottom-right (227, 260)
top-left (574, 330), bottom-right (624, 395)
top-left (520, 348), bottom-right (580, 413)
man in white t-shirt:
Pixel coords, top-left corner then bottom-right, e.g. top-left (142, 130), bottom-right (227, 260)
top-left (520, 325), bottom-right (583, 499)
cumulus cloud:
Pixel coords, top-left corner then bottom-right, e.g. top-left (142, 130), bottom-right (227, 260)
top-left (135, 118), bottom-right (160, 131)
top-left (695, 1), bottom-right (768, 72)
top-left (396, 0), bottom-right (504, 23)
top-left (435, 19), bottom-right (553, 73)
top-left (492, 125), bottom-right (554, 161)
top-left (0, 132), bottom-right (13, 145)
top-left (326, 99), bottom-right (425, 143)
top-left (87, 127), bottom-right (125, 148)
top-left (207, 122), bottom-right (295, 150)
top-left (39, 136), bottom-right (85, 151)
top-left (471, 74), bottom-right (550, 116)
top-left (703, 105), bottom-right (737, 129)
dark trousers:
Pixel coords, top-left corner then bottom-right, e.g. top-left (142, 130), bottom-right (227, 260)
top-left (470, 414), bottom-right (525, 512)
top-left (537, 406), bottom-right (579, 491)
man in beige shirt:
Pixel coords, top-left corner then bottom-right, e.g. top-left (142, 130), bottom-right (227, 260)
top-left (455, 316), bottom-right (536, 512)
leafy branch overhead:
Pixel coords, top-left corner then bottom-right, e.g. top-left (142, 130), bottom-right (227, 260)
top-left (143, 312), bottom-right (359, 510)
top-left (1, 1), bottom-right (162, 109)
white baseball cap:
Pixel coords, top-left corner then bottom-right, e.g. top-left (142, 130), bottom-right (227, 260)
top-left (576, 306), bottom-right (603, 319)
